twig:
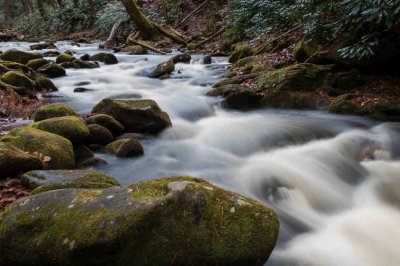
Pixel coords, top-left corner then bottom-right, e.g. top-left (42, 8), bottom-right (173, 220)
top-left (255, 25), bottom-right (301, 55)
top-left (175, 0), bottom-right (208, 27)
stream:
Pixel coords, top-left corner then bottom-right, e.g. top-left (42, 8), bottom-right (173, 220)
top-left (2, 41), bottom-right (400, 266)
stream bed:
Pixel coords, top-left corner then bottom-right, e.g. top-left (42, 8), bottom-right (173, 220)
top-left (1, 42), bottom-right (400, 266)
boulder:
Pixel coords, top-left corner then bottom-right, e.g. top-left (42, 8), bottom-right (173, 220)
top-left (171, 53), bottom-right (191, 64)
top-left (26, 58), bottom-right (50, 70)
top-left (34, 103), bottom-right (78, 122)
top-left (73, 87), bottom-right (93, 93)
top-left (30, 42), bottom-right (57, 50)
top-left (80, 54), bottom-right (90, 61)
top-left (30, 116), bottom-right (89, 145)
top-left (56, 53), bottom-right (75, 64)
top-left (203, 55), bottom-right (212, 64)
top-left (148, 60), bottom-right (175, 78)
top-left (35, 76), bottom-right (58, 92)
top-left (1, 71), bottom-right (37, 91)
top-left (61, 59), bottom-right (99, 69)
top-left (0, 49), bottom-right (43, 64)
top-left (85, 124), bottom-right (114, 145)
top-left (0, 176), bottom-right (279, 266)
top-left (42, 50), bottom-right (60, 57)
top-left (85, 114), bottom-right (125, 136)
top-left (0, 142), bottom-right (43, 179)
top-left (90, 53), bottom-right (118, 65)
top-left (74, 145), bottom-right (94, 165)
top-left (208, 84), bottom-right (263, 109)
top-left (0, 127), bottom-right (75, 170)
top-left (21, 169), bottom-right (120, 194)
top-left (92, 98), bottom-right (172, 134)
top-left (37, 63), bottom-right (66, 78)
top-left (121, 45), bottom-right (148, 55)
top-left (105, 139), bottom-right (144, 157)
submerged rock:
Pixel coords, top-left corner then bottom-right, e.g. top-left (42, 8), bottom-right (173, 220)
top-left (21, 169), bottom-right (120, 194)
top-left (0, 176), bottom-right (279, 266)
top-left (30, 116), bottom-right (89, 145)
top-left (92, 98), bottom-right (172, 134)
top-left (105, 138), bottom-right (144, 157)
top-left (0, 142), bottom-right (43, 179)
top-left (0, 49), bottom-right (43, 64)
top-left (0, 127), bottom-right (75, 170)
top-left (148, 60), bottom-right (175, 78)
top-left (34, 103), bottom-right (78, 122)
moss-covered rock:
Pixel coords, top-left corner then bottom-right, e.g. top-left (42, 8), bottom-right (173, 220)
top-left (0, 176), bottom-right (279, 266)
top-left (121, 45), bottom-right (148, 55)
top-left (208, 84), bottom-right (263, 109)
top-left (85, 114), bottom-right (125, 136)
top-left (85, 124), bottom-right (114, 145)
top-left (171, 54), bottom-right (191, 64)
top-left (228, 45), bottom-right (254, 63)
top-left (0, 49), bottom-right (43, 64)
top-left (74, 145), bottom-right (94, 165)
top-left (0, 127), bottom-right (75, 170)
top-left (261, 91), bottom-right (319, 109)
top-left (26, 58), bottom-right (49, 70)
top-left (92, 98), bottom-right (172, 134)
top-left (90, 53), bottom-right (118, 65)
top-left (30, 116), bottom-right (89, 145)
top-left (37, 63), bottom-right (66, 78)
top-left (21, 169), bottom-right (120, 194)
top-left (0, 142), bottom-right (43, 179)
top-left (30, 42), bottom-right (57, 50)
top-left (35, 76), bottom-right (58, 92)
top-left (34, 103), bottom-right (78, 122)
top-left (1, 71), bottom-right (37, 91)
top-left (105, 139), bottom-right (144, 157)
top-left (148, 60), bottom-right (175, 78)
top-left (56, 53), bottom-right (75, 64)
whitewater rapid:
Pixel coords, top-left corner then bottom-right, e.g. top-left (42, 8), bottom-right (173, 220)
top-left (1, 41), bottom-right (400, 266)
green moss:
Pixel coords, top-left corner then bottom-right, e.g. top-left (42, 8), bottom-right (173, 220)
top-left (35, 76), bottom-right (58, 92)
top-left (1, 71), bottom-right (37, 91)
top-left (234, 56), bottom-right (258, 67)
top-left (0, 49), bottom-right (43, 64)
top-left (228, 45), bottom-right (254, 63)
top-left (252, 65), bottom-right (273, 73)
top-left (34, 103), bottom-right (78, 122)
top-left (30, 116), bottom-right (89, 145)
top-left (261, 91), bottom-right (318, 109)
top-left (26, 58), bottom-right (49, 70)
top-left (85, 114), bottom-right (125, 136)
top-left (105, 139), bottom-right (144, 158)
top-left (0, 127), bottom-right (75, 170)
top-left (56, 54), bottom-right (75, 64)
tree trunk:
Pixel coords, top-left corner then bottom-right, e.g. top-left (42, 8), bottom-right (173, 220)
top-left (120, 0), bottom-right (161, 40)
top-left (4, 0), bottom-right (10, 26)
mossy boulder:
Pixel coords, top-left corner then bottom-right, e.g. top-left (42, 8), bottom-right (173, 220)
top-left (261, 91), bottom-right (319, 109)
top-left (121, 45), bottom-right (148, 55)
top-left (30, 116), bottom-right (89, 145)
top-left (254, 63), bottom-right (334, 93)
top-left (85, 114), bottom-right (125, 136)
top-left (92, 98), bottom-right (172, 134)
top-left (90, 53), bottom-right (118, 65)
top-left (0, 176), bottom-right (279, 266)
top-left (37, 63), bottom-right (66, 78)
top-left (85, 124), bottom-right (114, 145)
top-left (56, 53), bottom-right (75, 64)
top-left (148, 60), bottom-right (175, 78)
top-left (34, 103), bottom-right (78, 122)
top-left (26, 58), bottom-right (49, 70)
top-left (105, 139), bottom-right (144, 157)
top-left (208, 84), bottom-right (263, 109)
top-left (30, 42), bottom-right (57, 50)
top-left (74, 145), bottom-right (94, 165)
top-left (21, 169), bottom-right (120, 194)
top-left (1, 71), bottom-right (37, 91)
top-left (0, 127), bottom-right (75, 170)
top-left (171, 54), bottom-right (191, 64)
top-left (35, 76), bottom-right (58, 92)
top-left (228, 45), bottom-right (254, 63)
top-left (0, 49), bottom-right (43, 64)
top-left (0, 142), bottom-right (43, 179)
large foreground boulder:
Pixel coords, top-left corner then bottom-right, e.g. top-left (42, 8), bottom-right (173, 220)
top-left (92, 98), bottom-right (172, 134)
top-left (0, 49), bottom-right (43, 64)
top-left (1, 70), bottom-right (37, 91)
top-left (0, 127), bottom-right (75, 170)
top-left (34, 103), bottom-right (78, 122)
top-left (0, 176), bottom-right (279, 266)
top-left (30, 116), bottom-right (89, 145)
top-left (21, 169), bottom-right (120, 194)
top-left (0, 142), bottom-right (43, 179)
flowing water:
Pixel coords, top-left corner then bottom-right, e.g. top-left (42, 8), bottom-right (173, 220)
top-left (2, 42), bottom-right (400, 266)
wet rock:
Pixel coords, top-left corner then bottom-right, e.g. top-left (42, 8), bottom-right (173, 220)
top-left (85, 114), bottom-right (125, 136)
top-left (30, 42), bottom-right (57, 50)
top-left (92, 98), bottom-right (172, 134)
top-left (1, 70), bottom-right (37, 91)
top-left (42, 50), bottom-right (60, 57)
top-left (109, 93), bottom-right (142, 100)
top-left (30, 116), bottom-right (89, 145)
top-left (209, 84), bottom-right (263, 109)
top-left (85, 124), bottom-right (114, 145)
top-left (0, 142), bottom-right (43, 179)
top-left (121, 45), bottom-right (148, 55)
top-left (74, 145), bottom-right (94, 165)
top-left (37, 63), bottom-right (66, 78)
top-left (73, 87), bottom-right (93, 93)
top-left (116, 132), bottom-right (148, 140)
top-left (148, 60), bottom-right (175, 78)
top-left (0, 176), bottom-right (279, 266)
top-left (90, 52), bottom-right (118, 65)
top-left (80, 54), bottom-right (90, 61)
top-left (0, 49), bottom-right (43, 64)
top-left (171, 53), bottom-right (191, 64)
top-left (21, 169), bottom-right (120, 194)
top-left (77, 157), bottom-right (108, 168)
top-left (0, 127), bottom-right (75, 170)
top-left (75, 81), bottom-right (91, 86)
top-left (105, 138), bottom-right (144, 157)
top-left (203, 55), bottom-right (212, 64)
top-left (35, 76), bottom-right (58, 92)
top-left (26, 58), bottom-right (49, 70)
top-left (56, 53), bottom-right (75, 64)
top-left (34, 103), bottom-right (78, 122)
top-left (61, 59), bottom-right (99, 69)
top-left (65, 50), bottom-right (74, 56)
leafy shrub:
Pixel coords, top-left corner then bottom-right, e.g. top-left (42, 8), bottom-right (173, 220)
top-left (95, 2), bottom-right (133, 36)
